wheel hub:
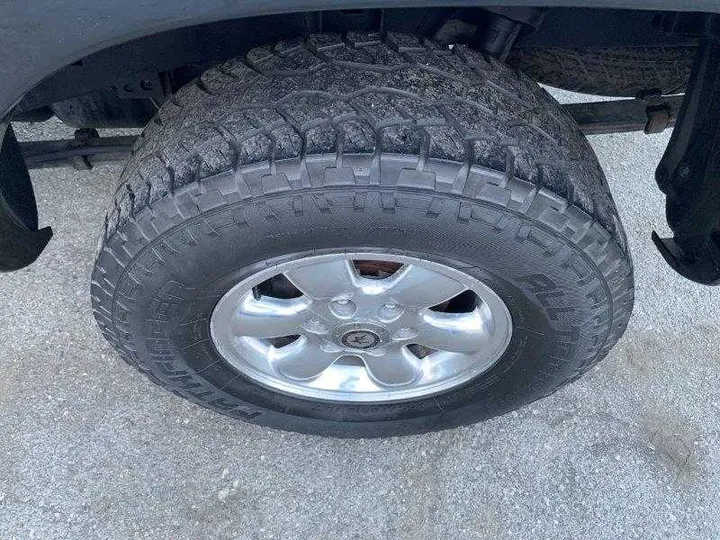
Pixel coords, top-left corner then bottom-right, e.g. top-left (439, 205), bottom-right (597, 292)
top-left (210, 253), bottom-right (512, 403)
top-left (333, 322), bottom-right (389, 351)
top-left (342, 330), bottom-right (380, 349)
top-left (341, 330), bottom-right (381, 350)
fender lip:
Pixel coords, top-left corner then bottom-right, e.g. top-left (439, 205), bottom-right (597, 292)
top-left (0, 122), bottom-right (53, 272)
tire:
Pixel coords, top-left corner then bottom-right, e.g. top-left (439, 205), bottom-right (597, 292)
top-left (508, 46), bottom-right (695, 97)
top-left (91, 33), bottom-right (634, 437)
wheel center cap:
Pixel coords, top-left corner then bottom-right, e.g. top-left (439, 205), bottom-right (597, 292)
top-left (341, 330), bottom-right (381, 350)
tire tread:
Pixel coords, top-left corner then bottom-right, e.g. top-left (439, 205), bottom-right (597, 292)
top-left (92, 33), bottom-right (635, 432)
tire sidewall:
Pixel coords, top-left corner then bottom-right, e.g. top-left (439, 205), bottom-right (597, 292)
top-left (108, 185), bottom-right (613, 436)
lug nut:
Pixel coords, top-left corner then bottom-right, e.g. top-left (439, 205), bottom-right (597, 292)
top-left (302, 319), bottom-right (329, 334)
top-left (329, 298), bottom-right (357, 319)
top-left (377, 302), bottom-right (404, 322)
top-left (392, 327), bottom-right (418, 340)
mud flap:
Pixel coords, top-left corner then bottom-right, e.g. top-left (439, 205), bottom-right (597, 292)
top-left (654, 16), bottom-right (720, 285)
top-left (0, 122), bottom-right (52, 271)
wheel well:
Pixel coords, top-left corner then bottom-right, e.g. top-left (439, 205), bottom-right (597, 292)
top-left (12, 6), bottom-right (697, 128)
top-left (13, 8), bottom-right (454, 125)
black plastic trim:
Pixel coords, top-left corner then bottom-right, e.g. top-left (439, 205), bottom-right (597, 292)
top-left (0, 123), bottom-right (53, 271)
top-left (653, 25), bottom-right (720, 285)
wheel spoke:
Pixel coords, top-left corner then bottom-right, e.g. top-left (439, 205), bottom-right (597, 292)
top-left (272, 337), bottom-right (340, 380)
top-left (384, 264), bottom-right (467, 308)
top-left (416, 309), bottom-right (490, 354)
top-left (362, 346), bottom-right (418, 386)
top-left (283, 259), bottom-right (357, 300)
top-left (229, 294), bottom-right (311, 338)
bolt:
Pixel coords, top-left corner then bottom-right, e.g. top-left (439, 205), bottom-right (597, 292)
top-left (320, 341), bottom-right (343, 353)
top-left (377, 302), bottom-right (404, 323)
top-left (302, 319), bottom-right (329, 334)
top-left (329, 298), bottom-right (357, 319)
top-left (392, 327), bottom-right (418, 341)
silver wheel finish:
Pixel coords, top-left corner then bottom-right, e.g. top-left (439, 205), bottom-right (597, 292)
top-left (210, 253), bottom-right (512, 403)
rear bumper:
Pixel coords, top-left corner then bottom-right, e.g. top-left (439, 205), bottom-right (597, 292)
top-left (0, 122), bottom-right (52, 271)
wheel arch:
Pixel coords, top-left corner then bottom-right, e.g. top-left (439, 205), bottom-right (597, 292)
top-left (3, 0), bottom-right (720, 121)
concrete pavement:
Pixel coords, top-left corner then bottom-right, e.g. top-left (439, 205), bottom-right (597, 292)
top-left (1, 109), bottom-right (718, 539)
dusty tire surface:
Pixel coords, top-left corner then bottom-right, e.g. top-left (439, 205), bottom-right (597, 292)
top-left (91, 33), bottom-right (634, 437)
top-left (509, 46), bottom-right (695, 97)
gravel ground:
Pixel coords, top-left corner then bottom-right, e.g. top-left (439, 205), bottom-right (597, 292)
top-left (2, 100), bottom-right (719, 539)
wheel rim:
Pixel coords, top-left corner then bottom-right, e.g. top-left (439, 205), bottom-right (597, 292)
top-left (210, 253), bottom-right (512, 403)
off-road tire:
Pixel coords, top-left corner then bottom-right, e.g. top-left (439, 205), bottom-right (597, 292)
top-left (509, 46), bottom-right (695, 97)
top-left (91, 33), bottom-right (634, 437)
